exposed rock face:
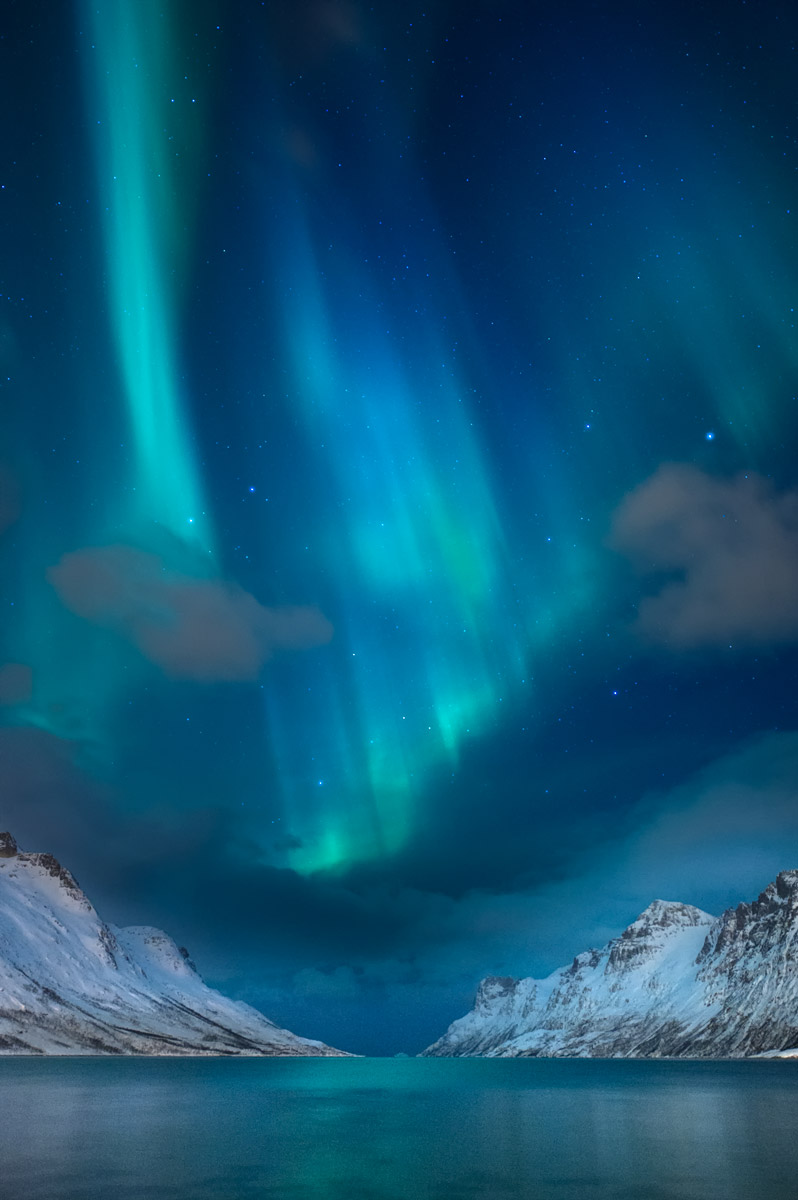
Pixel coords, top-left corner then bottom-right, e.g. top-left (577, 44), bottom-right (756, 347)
top-left (0, 835), bottom-right (347, 1056)
top-left (17, 852), bottom-right (89, 905)
top-left (0, 832), bottom-right (18, 858)
top-left (423, 873), bottom-right (798, 1059)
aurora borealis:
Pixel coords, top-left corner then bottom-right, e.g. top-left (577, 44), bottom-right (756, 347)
top-left (2, 0), bottom-right (798, 1053)
top-left (83, 0), bottom-right (212, 551)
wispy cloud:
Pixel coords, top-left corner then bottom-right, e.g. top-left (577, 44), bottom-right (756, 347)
top-left (610, 464), bottom-right (798, 647)
top-left (48, 544), bottom-right (333, 682)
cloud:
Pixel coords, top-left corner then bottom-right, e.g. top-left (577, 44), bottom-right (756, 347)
top-left (0, 662), bottom-right (32, 706)
top-left (47, 544), bottom-right (333, 681)
top-left (610, 464), bottom-right (798, 647)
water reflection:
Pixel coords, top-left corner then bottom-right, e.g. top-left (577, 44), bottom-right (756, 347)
top-left (0, 1059), bottom-right (796, 1199)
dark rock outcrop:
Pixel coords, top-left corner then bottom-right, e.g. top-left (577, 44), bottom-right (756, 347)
top-left (0, 831), bottom-right (18, 857)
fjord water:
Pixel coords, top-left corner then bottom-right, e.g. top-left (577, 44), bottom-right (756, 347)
top-left (1, 1058), bottom-right (796, 1199)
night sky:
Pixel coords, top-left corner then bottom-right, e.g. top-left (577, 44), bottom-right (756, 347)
top-left (2, 0), bottom-right (798, 1055)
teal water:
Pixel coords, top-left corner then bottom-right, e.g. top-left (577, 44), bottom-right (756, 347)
top-left (0, 1057), bottom-right (796, 1199)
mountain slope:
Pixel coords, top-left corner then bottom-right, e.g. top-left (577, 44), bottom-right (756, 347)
top-left (423, 873), bottom-right (798, 1058)
top-left (0, 832), bottom-right (346, 1055)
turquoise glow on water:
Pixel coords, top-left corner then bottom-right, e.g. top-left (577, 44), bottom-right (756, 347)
top-left (1, 1058), bottom-right (797, 1199)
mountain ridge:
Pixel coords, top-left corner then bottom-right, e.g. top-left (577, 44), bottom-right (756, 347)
top-left (0, 831), bottom-right (347, 1056)
top-left (423, 871), bottom-right (798, 1059)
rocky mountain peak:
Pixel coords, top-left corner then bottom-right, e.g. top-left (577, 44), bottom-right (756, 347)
top-left (775, 870), bottom-right (798, 898)
top-left (604, 900), bottom-right (710, 975)
top-left (568, 948), bottom-right (602, 974)
top-left (622, 900), bottom-right (712, 940)
top-left (722, 869), bottom-right (798, 928)
top-left (474, 976), bottom-right (519, 1010)
top-left (0, 831), bottom-right (18, 858)
top-left (14, 851), bottom-right (90, 908)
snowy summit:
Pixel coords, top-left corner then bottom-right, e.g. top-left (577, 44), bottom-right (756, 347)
top-left (0, 832), bottom-right (346, 1056)
top-left (424, 872), bottom-right (798, 1058)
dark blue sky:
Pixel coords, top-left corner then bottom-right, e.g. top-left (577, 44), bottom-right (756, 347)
top-left (1, 0), bottom-right (797, 1054)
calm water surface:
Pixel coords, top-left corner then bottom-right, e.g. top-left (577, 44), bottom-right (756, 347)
top-left (0, 1057), bottom-right (795, 1199)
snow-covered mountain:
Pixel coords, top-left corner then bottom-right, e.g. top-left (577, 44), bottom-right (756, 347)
top-left (0, 832), bottom-right (346, 1055)
top-left (424, 871), bottom-right (798, 1058)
